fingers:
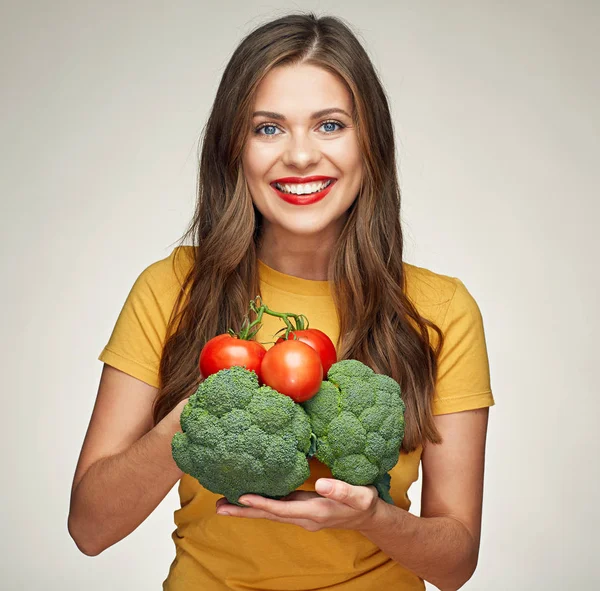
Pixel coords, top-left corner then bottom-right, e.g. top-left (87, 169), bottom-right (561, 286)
top-left (215, 497), bottom-right (229, 509)
top-left (235, 494), bottom-right (321, 520)
top-left (215, 496), bottom-right (322, 531)
top-left (215, 493), bottom-right (318, 519)
top-left (214, 484), bottom-right (379, 533)
top-left (315, 479), bottom-right (378, 512)
top-left (279, 490), bottom-right (319, 502)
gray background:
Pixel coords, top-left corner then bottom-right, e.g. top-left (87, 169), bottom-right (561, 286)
top-left (1, 0), bottom-right (598, 589)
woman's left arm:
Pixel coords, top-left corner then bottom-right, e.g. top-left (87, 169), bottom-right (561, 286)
top-left (361, 407), bottom-right (489, 591)
top-left (217, 407), bottom-right (489, 591)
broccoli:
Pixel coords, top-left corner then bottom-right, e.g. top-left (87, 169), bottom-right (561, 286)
top-left (171, 365), bottom-right (313, 505)
top-left (302, 359), bottom-right (406, 504)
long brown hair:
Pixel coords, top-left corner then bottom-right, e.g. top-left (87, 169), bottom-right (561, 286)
top-left (154, 12), bottom-right (444, 452)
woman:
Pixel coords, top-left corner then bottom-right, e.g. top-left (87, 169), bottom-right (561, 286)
top-left (68, 12), bottom-right (494, 591)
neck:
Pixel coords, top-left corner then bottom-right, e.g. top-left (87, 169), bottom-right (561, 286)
top-left (257, 224), bottom-right (340, 281)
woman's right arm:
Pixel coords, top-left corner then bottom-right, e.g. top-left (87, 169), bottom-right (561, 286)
top-left (68, 363), bottom-right (188, 556)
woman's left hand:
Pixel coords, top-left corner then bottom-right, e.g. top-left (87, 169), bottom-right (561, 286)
top-left (215, 478), bottom-right (383, 533)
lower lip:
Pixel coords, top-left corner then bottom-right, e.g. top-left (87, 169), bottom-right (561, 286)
top-left (271, 180), bottom-right (336, 205)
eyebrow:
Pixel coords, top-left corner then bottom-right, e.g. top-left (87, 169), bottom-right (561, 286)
top-left (252, 107), bottom-right (352, 120)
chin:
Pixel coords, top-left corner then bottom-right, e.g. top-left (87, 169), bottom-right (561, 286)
top-left (275, 215), bottom-right (338, 236)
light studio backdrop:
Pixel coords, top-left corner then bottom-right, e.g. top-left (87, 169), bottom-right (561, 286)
top-left (1, 1), bottom-right (597, 589)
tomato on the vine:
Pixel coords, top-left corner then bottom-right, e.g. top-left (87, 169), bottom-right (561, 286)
top-left (199, 334), bottom-right (266, 380)
top-left (276, 328), bottom-right (337, 376)
top-left (260, 339), bottom-right (323, 403)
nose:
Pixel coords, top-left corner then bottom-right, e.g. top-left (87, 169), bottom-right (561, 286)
top-left (281, 132), bottom-right (321, 169)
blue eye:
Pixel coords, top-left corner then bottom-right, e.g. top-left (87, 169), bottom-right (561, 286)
top-left (320, 120), bottom-right (343, 133)
top-left (255, 124), bottom-right (281, 136)
top-left (253, 119), bottom-right (345, 137)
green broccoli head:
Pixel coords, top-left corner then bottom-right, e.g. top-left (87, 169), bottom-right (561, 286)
top-left (302, 359), bottom-right (406, 503)
top-left (171, 366), bottom-right (312, 504)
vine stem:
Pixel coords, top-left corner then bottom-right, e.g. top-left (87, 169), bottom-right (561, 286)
top-left (248, 296), bottom-right (310, 340)
top-left (229, 297), bottom-right (266, 340)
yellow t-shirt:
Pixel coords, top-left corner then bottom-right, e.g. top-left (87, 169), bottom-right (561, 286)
top-left (99, 246), bottom-right (494, 590)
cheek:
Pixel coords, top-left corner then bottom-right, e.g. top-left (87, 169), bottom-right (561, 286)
top-left (327, 139), bottom-right (362, 175)
top-left (243, 141), bottom-right (278, 182)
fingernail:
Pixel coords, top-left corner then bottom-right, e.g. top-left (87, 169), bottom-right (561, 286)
top-left (239, 498), bottom-right (252, 507)
top-left (217, 511), bottom-right (230, 516)
top-left (316, 480), bottom-right (333, 494)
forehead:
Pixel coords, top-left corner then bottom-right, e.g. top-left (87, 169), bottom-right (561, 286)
top-left (252, 63), bottom-right (353, 116)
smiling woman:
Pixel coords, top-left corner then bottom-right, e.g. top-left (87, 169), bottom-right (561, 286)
top-left (69, 11), bottom-right (494, 591)
top-left (244, 63), bottom-right (363, 242)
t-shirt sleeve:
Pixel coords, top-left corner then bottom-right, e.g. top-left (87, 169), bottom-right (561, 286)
top-left (432, 278), bottom-right (495, 415)
top-left (98, 262), bottom-right (173, 388)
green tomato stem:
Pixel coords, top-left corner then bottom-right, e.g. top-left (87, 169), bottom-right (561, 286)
top-left (249, 296), bottom-right (310, 339)
top-left (232, 296), bottom-right (266, 340)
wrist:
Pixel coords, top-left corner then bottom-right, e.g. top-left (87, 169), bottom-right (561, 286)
top-left (358, 498), bottom-right (407, 537)
top-left (168, 398), bottom-right (189, 430)
top-left (155, 399), bottom-right (186, 442)
top-left (154, 401), bottom-right (188, 477)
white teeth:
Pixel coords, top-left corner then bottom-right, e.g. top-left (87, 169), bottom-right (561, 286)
top-left (275, 179), bottom-right (333, 195)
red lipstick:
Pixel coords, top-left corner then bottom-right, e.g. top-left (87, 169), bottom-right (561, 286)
top-left (272, 175), bottom-right (335, 184)
top-left (270, 178), bottom-right (336, 205)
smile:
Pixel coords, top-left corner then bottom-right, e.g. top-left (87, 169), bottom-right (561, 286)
top-left (271, 179), bottom-right (336, 205)
top-left (274, 179), bottom-right (333, 195)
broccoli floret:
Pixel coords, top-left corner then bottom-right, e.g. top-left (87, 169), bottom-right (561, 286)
top-left (171, 366), bottom-right (312, 505)
top-left (302, 359), bottom-right (406, 504)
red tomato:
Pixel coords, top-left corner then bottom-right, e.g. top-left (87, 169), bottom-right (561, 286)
top-left (276, 328), bottom-right (337, 376)
top-left (199, 334), bottom-right (266, 380)
top-left (261, 339), bottom-right (323, 403)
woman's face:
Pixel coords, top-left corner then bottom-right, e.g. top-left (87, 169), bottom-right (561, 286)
top-left (242, 63), bottom-right (363, 239)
